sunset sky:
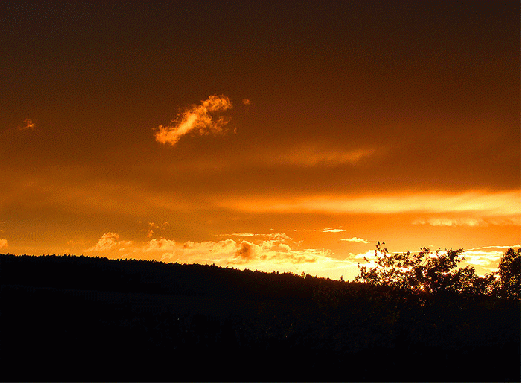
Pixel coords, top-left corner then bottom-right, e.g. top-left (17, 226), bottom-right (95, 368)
top-left (1, 1), bottom-right (519, 280)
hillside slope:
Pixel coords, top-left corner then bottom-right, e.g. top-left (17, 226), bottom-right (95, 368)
top-left (1, 254), bottom-right (519, 381)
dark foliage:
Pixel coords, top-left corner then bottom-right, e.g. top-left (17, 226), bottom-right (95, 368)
top-left (356, 243), bottom-right (520, 300)
top-left (497, 248), bottom-right (520, 300)
top-left (0, 253), bottom-right (519, 381)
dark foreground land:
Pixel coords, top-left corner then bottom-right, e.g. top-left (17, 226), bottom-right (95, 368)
top-left (1, 254), bottom-right (519, 381)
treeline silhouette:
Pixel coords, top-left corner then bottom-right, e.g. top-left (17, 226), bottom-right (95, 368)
top-left (1, 252), bottom-right (519, 381)
top-left (357, 243), bottom-right (520, 300)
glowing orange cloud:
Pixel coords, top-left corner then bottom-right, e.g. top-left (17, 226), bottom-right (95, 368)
top-left (18, 118), bottom-right (35, 131)
top-left (86, 232), bottom-right (132, 252)
top-left (222, 190), bottom-right (520, 216)
top-left (323, 228), bottom-right (345, 233)
top-left (341, 237), bottom-right (369, 243)
top-left (154, 95), bottom-right (233, 145)
top-left (81, 232), bottom-right (359, 279)
top-left (413, 218), bottom-right (485, 226)
top-left (413, 217), bottom-right (520, 226)
top-left (0, 239), bottom-right (8, 249)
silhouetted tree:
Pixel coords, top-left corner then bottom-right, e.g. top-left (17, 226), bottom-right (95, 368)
top-left (355, 243), bottom-right (491, 296)
top-left (496, 248), bottom-right (520, 300)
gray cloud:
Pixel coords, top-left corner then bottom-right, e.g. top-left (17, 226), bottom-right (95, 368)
top-left (236, 241), bottom-right (254, 259)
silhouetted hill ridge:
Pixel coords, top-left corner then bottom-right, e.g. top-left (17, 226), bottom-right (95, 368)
top-left (0, 253), bottom-right (353, 300)
top-left (0, 253), bottom-right (519, 381)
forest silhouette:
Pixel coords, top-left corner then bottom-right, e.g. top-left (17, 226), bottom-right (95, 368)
top-left (0, 249), bottom-right (519, 381)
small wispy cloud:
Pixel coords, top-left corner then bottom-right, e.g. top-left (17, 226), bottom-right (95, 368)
top-left (323, 228), bottom-right (345, 233)
top-left (0, 239), bottom-right (8, 249)
top-left (86, 232), bottom-right (132, 252)
top-left (278, 145), bottom-right (376, 167)
top-left (413, 217), bottom-right (521, 227)
top-left (146, 221), bottom-right (169, 238)
top-left (462, 244), bottom-right (520, 269)
top-left (341, 237), bottom-right (369, 243)
top-left (154, 95), bottom-right (233, 146)
top-left (143, 238), bottom-right (177, 252)
top-left (461, 249), bottom-right (505, 270)
top-left (218, 232), bottom-right (256, 237)
top-left (412, 218), bottom-right (485, 226)
top-left (18, 118), bottom-right (35, 131)
top-left (467, 244), bottom-right (521, 250)
top-left (217, 232), bottom-right (292, 241)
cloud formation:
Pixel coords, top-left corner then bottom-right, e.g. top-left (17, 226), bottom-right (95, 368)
top-left (412, 218), bottom-right (485, 226)
top-left (217, 232), bottom-right (293, 241)
top-left (341, 237), bottom-right (369, 243)
top-left (143, 238), bottom-right (177, 252)
top-left (222, 190), bottom-right (520, 216)
top-left (413, 217), bottom-right (520, 226)
top-left (83, 233), bottom-right (519, 280)
top-left (0, 239), bottom-right (8, 249)
top-left (157, 233), bottom-right (320, 265)
top-left (323, 228), bottom-right (345, 233)
top-left (236, 241), bottom-right (254, 259)
top-left (86, 232), bottom-right (132, 252)
top-left (277, 145), bottom-right (376, 167)
top-left (467, 245), bottom-right (521, 250)
top-left (460, 245), bottom-right (520, 273)
top-left (154, 95), bottom-right (233, 146)
top-left (82, 231), bottom-right (355, 278)
top-left (146, 221), bottom-right (169, 238)
top-left (18, 119), bottom-right (35, 131)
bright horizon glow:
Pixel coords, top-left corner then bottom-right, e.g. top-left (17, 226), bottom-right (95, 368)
top-left (63, 230), bottom-right (518, 281)
top-left (2, 231), bottom-right (518, 281)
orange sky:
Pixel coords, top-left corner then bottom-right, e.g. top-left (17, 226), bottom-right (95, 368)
top-left (0, 1), bottom-right (519, 280)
